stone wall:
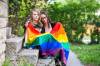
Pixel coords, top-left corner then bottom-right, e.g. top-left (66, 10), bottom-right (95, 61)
top-left (0, 1), bottom-right (55, 66)
top-left (0, 0), bottom-right (8, 66)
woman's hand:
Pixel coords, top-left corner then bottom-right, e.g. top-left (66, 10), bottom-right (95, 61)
top-left (25, 21), bottom-right (30, 27)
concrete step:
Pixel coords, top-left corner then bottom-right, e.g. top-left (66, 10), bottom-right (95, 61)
top-left (0, 0), bottom-right (8, 18)
top-left (0, 41), bottom-right (6, 66)
top-left (17, 49), bottom-right (39, 66)
top-left (6, 27), bottom-right (12, 39)
top-left (5, 37), bottom-right (23, 58)
top-left (0, 27), bottom-right (6, 42)
top-left (37, 58), bottom-right (55, 66)
top-left (0, 18), bottom-right (8, 28)
top-left (6, 27), bottom-right (18, 39)
top-left (0, 53), bottom-right (5, 66)
top-left (0, 43), bottom-right (6, 54)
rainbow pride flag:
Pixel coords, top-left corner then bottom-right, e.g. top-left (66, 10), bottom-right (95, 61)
top-left (24, 22), bottom-right (70, 64)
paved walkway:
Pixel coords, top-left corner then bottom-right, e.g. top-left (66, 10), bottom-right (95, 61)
top-left (67, 51), bottom-right (84, 66)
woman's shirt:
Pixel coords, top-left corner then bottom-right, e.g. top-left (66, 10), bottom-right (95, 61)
top-left (41, 23), bottom-right (55, 33)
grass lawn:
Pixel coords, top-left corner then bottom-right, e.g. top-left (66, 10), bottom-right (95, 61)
top-left (71, 44), bottom-right (100, 66)
top-left (2, 59), bottom-right (33, 66)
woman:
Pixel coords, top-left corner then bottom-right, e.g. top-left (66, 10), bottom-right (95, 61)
top-left (40, 11), bottom-right (70, 66)
top-left (25, 9), bottom-right (43, 32)
top-left (40, 11), bottom-right (52, 33)
top-left (23, 9), bottom-right (43, 48)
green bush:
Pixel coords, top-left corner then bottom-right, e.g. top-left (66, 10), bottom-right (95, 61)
top-left (46, 0), bottom-right (100, 42)
top-left (9, 0), bottom-right (100, 42)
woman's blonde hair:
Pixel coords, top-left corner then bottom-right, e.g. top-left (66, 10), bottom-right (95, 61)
top-left (26, 8), bottom-right (41, 22)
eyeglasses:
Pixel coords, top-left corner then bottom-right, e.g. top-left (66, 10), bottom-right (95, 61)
top-left (41, 17), bottom-right (47, 19)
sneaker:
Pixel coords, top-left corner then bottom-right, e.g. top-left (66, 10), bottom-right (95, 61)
top-left (61, 63), bottom-right (66, 66)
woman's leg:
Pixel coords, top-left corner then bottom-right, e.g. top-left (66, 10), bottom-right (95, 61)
top-left (55, 58), bottom-right (61, 66)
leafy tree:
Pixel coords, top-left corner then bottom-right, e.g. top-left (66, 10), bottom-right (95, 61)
top-left (9, 0), bottom-right (47, 36)
top-left (9, 0), bottom-right (100, 42)
top-left (46, 0), bottom-right (100, 42)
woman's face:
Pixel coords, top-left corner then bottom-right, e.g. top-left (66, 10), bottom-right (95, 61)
top-left (32, 11), bottom-right (40, 22)
top-left (41, 14), bottom-right (48, 24)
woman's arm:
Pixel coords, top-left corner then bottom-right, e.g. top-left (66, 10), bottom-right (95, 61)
top-left (22, 21), bottom-right (30, 48)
